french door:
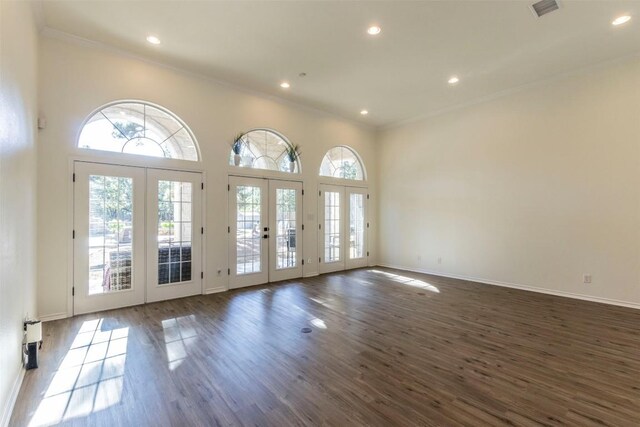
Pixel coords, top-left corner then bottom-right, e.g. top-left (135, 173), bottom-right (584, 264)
top-left (228, 176), bottom-right (303, 289)
top-left (318, 184), bottom-right (368, 274)
top-left (73, 162), bottom-right (203, 315)
top-left (146, 169), bottom-right (203, 303)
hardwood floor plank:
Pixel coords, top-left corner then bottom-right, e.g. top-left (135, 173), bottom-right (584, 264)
top-left (9, 267), bottom-right (640, 426)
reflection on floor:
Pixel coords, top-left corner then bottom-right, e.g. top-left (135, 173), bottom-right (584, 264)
top-left (28, 319), bottom-right (128, 426)
top-left (9, 267), bottom-right (640, 426)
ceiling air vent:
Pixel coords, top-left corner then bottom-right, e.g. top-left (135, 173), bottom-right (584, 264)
top-left (531, 0), bottom-right (559, 18)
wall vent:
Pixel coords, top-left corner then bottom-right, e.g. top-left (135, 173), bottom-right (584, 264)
top-left (531, 0), bottom-right (559, 18)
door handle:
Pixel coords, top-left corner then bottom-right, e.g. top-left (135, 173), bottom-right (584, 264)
top-left (263, 227), bottom-right (269, 232)
top-left (263, 234), bottom-right (269, 239)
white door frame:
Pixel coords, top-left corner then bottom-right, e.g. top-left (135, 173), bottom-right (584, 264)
top-left (318, 183), bottom-right (369, 274)
top-left (72, 160), bottom-right (205, 315)
top-left (228, 175), bottom-right (304, 288)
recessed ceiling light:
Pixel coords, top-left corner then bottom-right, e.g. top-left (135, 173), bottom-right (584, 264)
top-left (280, 82), bottom-right (290, 89)
top-left (448, 76), bottom-right (460, 85)
top-left (367, 26), bottom-right (381, 35)
top-left (146, 35), bottom-right (161, 45)
top-left (612, 15), bottom-right (631, 26)
top-left (360, 110), bottom-right (369, 115)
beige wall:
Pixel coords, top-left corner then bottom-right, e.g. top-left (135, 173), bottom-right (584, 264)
top-left (37, 35), bottom-right (377, 319)
top-left (0, 0), bottom-right (39, 423)
top-left (377, 56), bottom-right (640, 307)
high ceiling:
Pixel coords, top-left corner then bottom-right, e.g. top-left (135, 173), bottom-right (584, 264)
top-left (39, 1), bottom-right (640, 127)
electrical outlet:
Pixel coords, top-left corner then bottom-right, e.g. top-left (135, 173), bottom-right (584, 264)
top-left (217, 269), bottom-right (222, 276)
top-left (307, 258), bottom-right (312, 264)
top-left (583, 274), bottom-right (592, 284)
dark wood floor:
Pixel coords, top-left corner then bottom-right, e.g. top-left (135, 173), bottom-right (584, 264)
top-left (10, 267), bottom-right (640, 426)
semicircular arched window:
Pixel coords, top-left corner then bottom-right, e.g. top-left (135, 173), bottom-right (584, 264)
top-left (78, 101), bottom-right (199, 161)
top-left (229, 129), bottom-right (300, 173)
top-left (319, 146), bottom-right (365, 180)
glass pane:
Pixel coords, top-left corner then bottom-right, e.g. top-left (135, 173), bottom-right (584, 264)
top-left (319, 146), bottom-right (364, 180)
top-left (229, 129), bottom-right (298, 173)
top-left (236, 185), bottom-right (262, 275)
top-left (324, 191), bottom-right (341, 262)
top-left (88, 175), bottom-right (133, 295)
top-left (78, 102), bottom-right (198, 161)
top-left (158, 181), bottom-right (193, 285)
top-left (349, 193), bottom-right (365, 259)
top-left (275, 188), bottom-right (296, 270)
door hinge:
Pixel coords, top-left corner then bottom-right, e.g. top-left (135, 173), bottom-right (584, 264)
top-left (302, 224), bottom-right (304, 231)
top-left (201, 227), bottom-right (204, 235)
top-left (72, 230), bottom-right (75, 239)
top-left (72, 287), bottom-right (75, 296)
top-left (318, 224), bottom-right (322, 230)
top-left (228, 184), bottom-right (230, 191)
top-left (302, 189), bottom-right (305, 196)
top-left (302, 259), bottom-right (305, 265)
top-left (367, 251), bottom-right (370, 257)
top-left (72, 173), bottom-right (76, 182)
top-left (367, 194), bottom-right (370, 200)
top-left (319, 257), bottom-right (322, 263)
top-left (201, 272), bottom-right (204, 279)
top-left (227, 268), bottom-right (230, 275)
top-left (201, 183), bottom-right (204, 190)
top-left (319, 190), bottom-right (322, 196)
top-left (228, 226), bottom-right (230, 233)
top-left (367, 222), bottom-right (370, 228)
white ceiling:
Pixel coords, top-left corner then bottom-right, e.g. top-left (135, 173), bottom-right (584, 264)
top-left (40, 1), bottom-right (640, 127)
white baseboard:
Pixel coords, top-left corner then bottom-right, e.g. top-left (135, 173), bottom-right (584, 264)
top-left (39, 312), bottom-right (69, 322)
top-left (303, 272), bottom-right (319, 278)
top-left (204, 287), bottom-right (227, 295)
top-left (377, 264), bottom-right (640, 310)
top-left (1, 366), bottom-right (25, 427)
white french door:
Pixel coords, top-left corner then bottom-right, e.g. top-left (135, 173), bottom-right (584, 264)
top-left (318, 184), bottom-right (368, 274)
top-left (268, 180), bottom-right (303, 282)
top-left (345, 187), bottom-right (369, 269)
top-left (228, 176), bottom-right (303, 289)
top-left (73, 162), bottom-right (203, 315)
top-left (74, 162), bottom-right (146, 314)
top-left (146, 169), bottom-right (203, 303)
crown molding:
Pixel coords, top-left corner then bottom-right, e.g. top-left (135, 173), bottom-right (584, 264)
top-left (380, 50), bottom-right (640, 132)
top-left (40, 27), bottom-right (376, 132)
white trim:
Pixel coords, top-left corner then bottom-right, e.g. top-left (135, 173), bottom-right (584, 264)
top-left (41, 27), bottom-right (374, 131)
top-left (39, 312), bottom-right (70, 322)
top-left (382, 51), bottom-right (640, 131)
top-left (204, 287), bottom-right (227, 295)
top-left (1, 366), bottom-right (25, 427)
top-left (377, 264), bottom-right (640, 310)
top-left (303, 272), bottom-right (319, 278)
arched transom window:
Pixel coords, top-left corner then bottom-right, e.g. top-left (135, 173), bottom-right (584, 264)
top-left (229, 129), bottom-right (300, 173)
top-left (78, 101), bottom-right (199, 161)
top-left (319, 146), bottom-right (365, 180)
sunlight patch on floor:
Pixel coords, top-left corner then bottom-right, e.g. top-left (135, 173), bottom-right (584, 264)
top-left (162, 315), bottom-right (198, 370)
top-left (29, 319), bottom-right (128, 427)
top-left (369, 269), bottom-right (440, 293)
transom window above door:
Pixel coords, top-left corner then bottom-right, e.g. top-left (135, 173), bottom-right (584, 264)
top-left (319, 146), bottom-right (365, 180)
top-left (78, 101), bottom-right (199, 161)
top-left (230, 129), bottom-right (300, 173)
